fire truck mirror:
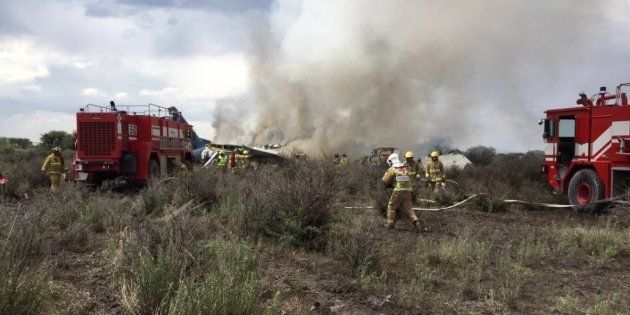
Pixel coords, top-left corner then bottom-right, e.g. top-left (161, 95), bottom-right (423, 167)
top-left (543, 119), bottom-right (555, 139)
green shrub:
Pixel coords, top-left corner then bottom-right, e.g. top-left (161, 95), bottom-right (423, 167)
top-left (0, 207), bottom-right (53, 314)
top-left (120, 234), bottom-right (261, 315)
top-left (212, 162), bottom-right (341, 251)
top-left (559, 227), bottom-right (628, 263)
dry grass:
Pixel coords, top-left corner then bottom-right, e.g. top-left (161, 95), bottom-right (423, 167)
top-left (0, 149), bottom-right (628, 313)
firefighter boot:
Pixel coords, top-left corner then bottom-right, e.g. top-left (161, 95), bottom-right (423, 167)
top-left (413, 220), bottom-right (428, 233)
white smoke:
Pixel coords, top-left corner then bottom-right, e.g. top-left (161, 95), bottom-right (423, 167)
top-left (213, 0), bottom-right (625, 155)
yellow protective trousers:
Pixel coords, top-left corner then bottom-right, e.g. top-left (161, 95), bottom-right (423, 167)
top-left (49, 174), bottom-right (61, 191)
top-left (386, 190), bottom-right (419, 225)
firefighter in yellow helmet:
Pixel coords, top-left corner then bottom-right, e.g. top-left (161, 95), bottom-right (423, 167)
top-left (425, 151), bottom-right (446, 193)
top-left (234, 150), bottom-right (251, 174)
top-left (176, 159), bottom-right (189, 174)
top-left (339, 153), bottom-right (349, 166)
top-left (41, 147), bottom-right (67, 191)
top-left (404, 151), bottom-right (423, 202)
top-left (382, 153), bottom-right (422, 232)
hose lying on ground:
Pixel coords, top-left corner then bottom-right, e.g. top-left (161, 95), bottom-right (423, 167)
top-left (344, 194), bottom-right (624, 212)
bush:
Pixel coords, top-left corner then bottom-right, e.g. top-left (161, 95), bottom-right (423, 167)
top-left (0, 206), bottom-right (53, 314)
top-left (0, 149), bottom-right (48, 199)
top-left (328, 213), bottom-right (382, 272)
top-left (210, 161), bottom-right (341, 251)
top-left (119, 218), bottom-right (261, 315)
top-left (559, 227), bottom-right (629, 263)
top-left (465, 146), bottom-right (497, 166)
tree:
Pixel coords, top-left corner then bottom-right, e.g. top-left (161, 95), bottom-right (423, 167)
top-left (39, 131), bottom-right (75, 150)
top-left (465, 146), bottom-right (497, 166)
top-left (0, 137), bottom-right (32, 149)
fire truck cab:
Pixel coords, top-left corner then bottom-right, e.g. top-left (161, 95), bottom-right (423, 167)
top-left (72, 103), bottom-right (194, 185)
top-left (542, 83), bottom-right (630, 212)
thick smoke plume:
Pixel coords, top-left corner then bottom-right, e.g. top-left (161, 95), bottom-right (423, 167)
top-left (213, 0), bottom-right (619, 155)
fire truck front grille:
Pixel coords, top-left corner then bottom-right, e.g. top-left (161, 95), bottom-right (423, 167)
top-left (78, 122), bottom-right (116, 156)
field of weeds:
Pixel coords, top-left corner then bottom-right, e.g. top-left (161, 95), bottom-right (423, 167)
top-left (1, 149), bottom-right (629, 314)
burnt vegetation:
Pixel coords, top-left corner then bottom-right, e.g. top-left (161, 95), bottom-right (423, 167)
top-left (0, 147), bottom-right (629, 314)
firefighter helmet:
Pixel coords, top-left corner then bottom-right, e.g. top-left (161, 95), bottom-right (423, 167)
top-left (387, 153), bottom-right (403, 168)
top-left (405, 151), bottom-right (414, 158)
top-left (243, 150), bottom-right (249, 155)
top-left (431, 151), bottom-right (439, 158)
top-left (52, 147), bottom-right (62, 153)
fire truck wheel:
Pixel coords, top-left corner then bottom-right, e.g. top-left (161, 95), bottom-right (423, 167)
top-left (568, 169), bottom-right (606, 213)
top-left (148, 159), bottom-right (160, 178)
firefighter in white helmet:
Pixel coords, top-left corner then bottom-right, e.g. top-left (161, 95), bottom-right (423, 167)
top-left (382, 153), bottom-right (422, 232)
top-left (41, 147), bottom-right (67, 191)
top-left (425, 151), bottom-right (446, 193)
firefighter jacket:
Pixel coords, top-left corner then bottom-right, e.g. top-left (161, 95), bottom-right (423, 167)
top-left (238, 155), bottom-right (251, 169)
top-left (42, 153), bottom-right (67, 175)
top-left (404, 160), bottom-right (423, 183)
top-left (339, 157), bottom-right (349, 166)
top-left (382, 167), bottom-right (413, 192)
top-left (425, 160), bottom-right (445, 182)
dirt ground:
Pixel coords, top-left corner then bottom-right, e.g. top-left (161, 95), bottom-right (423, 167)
top-left (47, 203), bottom-right (629, 314)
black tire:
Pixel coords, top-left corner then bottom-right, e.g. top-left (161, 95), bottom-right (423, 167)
top-left (148, 159), bottom-right (160, 179)
top-left (568, 169), bottom-right (607, 213)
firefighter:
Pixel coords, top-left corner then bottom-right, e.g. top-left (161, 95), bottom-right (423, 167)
top-left (233, 150), bottom-right (251, 174)
top-left (404, 151), bottom-right (423, 202)
top-left (41, 147), bottom-right (67, 191)
top-left (177, 159), bottom-right (189, 173)
top-left (339, 154), bottom-right (349, 166)
top-left (239, 150), bottom-right (251, 170)
top-left (382, 153), bottom-right (422, 232)
top-left (216, 150), bottom-right (228, 171)
top-left (425, 151), bottom-right (446, 193)
top-left (228, 151), bottom-right (236, 171)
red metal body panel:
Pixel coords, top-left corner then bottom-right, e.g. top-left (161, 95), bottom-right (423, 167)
top-left (73, 104), bottom-right (193, 184)
top-left (544, 103), bottom-right (630, 198)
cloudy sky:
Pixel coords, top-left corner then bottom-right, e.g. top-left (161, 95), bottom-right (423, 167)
top-left (0, 0), bottom-right (270, 142)
top-left (1, 0), bottom-right (630, 152)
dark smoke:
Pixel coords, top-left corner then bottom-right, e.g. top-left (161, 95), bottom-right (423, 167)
top-left (213, 0), bottom-right (619, 156)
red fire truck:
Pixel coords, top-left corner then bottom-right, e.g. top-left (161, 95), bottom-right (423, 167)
top-left (542, 83), bottom-right (630, 212)
top-left (72, 103), bottom-right (194, 185)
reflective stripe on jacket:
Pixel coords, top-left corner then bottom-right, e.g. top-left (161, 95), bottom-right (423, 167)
top-left (42, 154), bottom-right (66, 175)
top-left (425, 160), bottom-right (445, 182)
top-left (382, 167), bottom-right (413, 192)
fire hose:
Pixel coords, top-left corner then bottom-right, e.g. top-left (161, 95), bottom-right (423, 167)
top-left (344, 194), bottom-right (623, 212)
top-left (345, 177), bottom-right (625, 213)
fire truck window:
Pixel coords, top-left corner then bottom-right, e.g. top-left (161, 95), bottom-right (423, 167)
top-left (558, 119), bottom-right (575, 138)
top-left (543, 119), bottom-right (554, 138)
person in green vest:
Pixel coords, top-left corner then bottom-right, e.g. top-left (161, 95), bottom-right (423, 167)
top-left (216, 150), bottom-right (228, 172)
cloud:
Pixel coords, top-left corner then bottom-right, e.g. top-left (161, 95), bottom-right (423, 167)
top-left (136, 54), bottom-right (248, 103)
top-left (0, 110), bottom-right (75, 142)
top-left (81, 87), bottom-right (107, 98)
top-left (84, 0), bottom-right (272, 17)
top-left (0, 37), bottom-right (54, 97)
